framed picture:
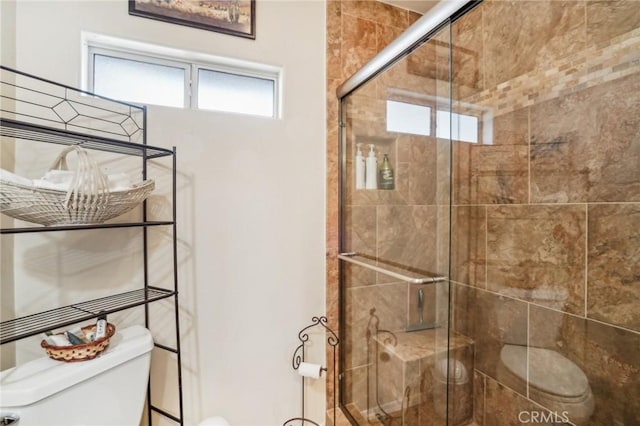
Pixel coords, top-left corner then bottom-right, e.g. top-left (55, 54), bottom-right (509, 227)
top-left (129, 0), bottom-right (255, 39)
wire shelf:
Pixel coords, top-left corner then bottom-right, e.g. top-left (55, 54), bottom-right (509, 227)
top-left (0, 118), bottom-right (172, 158)
top-left (1, 220), bottom-right (174, 234)
top-left (0, 287), bottom-right (175, 344)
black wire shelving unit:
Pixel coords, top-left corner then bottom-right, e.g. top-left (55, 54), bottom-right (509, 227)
top-left (0, 65), bottom-right (184, 426)
top-left (0, 288), bottom-right (175, 344)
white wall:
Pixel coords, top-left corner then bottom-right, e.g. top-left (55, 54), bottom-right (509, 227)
top-left (6, 1), bottom-right (326, 424)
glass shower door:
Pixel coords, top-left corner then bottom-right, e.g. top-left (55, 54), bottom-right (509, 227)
top-left (339, 22), bottom-right (469, 425)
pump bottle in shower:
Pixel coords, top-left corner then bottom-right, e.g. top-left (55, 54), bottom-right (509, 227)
top-left (355, 143), bottom-right (366, 189)
top-left (365, 144), bottom-right (378, 189)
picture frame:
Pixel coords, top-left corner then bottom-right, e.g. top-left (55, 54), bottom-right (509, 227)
top-left (129, 0), bottom-right (255, 40)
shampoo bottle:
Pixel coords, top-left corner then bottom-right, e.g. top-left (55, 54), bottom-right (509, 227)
top-left (379, 154), bottom-right (395, 190)
top-left (365, 144), bottom-right (378, 189)
top-left (355, 143), bottom-right (366, 190)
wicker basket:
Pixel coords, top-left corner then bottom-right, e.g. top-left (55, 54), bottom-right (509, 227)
top-left (0, 146), bottom-right (154, 226)
top-left (41, 323), bottom-right (116, 362)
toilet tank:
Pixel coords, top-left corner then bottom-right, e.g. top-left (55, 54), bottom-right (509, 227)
top-left (497, 287), bottom-right (568, 346)
top-left (0, 325), bottom-right (153, 426)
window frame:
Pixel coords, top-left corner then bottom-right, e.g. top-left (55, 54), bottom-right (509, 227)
top-left (88, 46), bottom-right (191, 108)
top-left (83, 32), bottom-right (281, 118)
top-left (192, 64), bottom-right (278, 117)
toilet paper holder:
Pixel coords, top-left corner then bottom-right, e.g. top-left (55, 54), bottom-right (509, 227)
top-left (283, 316), bottom-right (339, 426)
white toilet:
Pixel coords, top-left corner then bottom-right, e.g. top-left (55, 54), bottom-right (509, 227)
top-left (0, 325), bottom-right (153, 425)
top-left (496, 288), bottom-right (595, 423)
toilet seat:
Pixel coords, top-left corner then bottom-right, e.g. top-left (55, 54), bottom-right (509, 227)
top-left (500, 345), bottom-right (590, 399)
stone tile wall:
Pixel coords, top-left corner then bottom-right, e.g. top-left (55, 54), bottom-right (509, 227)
top-left (450, 1), bottom-right (640, 425)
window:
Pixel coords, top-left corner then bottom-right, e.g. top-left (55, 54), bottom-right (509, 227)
top-left (197, 69), bottom-right (275, 117)
top-left (385, 98), bottom-right (480, 143)
top-left (84, 33), bottom-right (280, 118)
top-left (386, 100), bottom-right (431, 136)
top-left (93, 54), bottom-right (187, 108)
top-left (436, 110), bottom-right (479, 143)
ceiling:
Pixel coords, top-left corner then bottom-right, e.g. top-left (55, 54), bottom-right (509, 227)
top-left (379, 0), bottom-right (439, 14)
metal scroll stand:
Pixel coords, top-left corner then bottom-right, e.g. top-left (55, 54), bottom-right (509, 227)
top-left (283, 316), bottom-right (339, 426)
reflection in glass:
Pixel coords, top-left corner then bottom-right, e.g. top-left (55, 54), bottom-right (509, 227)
top-left (386, 100), bottom-right (431, 136)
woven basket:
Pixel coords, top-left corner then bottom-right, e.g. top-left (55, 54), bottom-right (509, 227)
top-left (0, 146), bottom-right (154, 226)
top-left (41, 323), bottom-right (116, 362)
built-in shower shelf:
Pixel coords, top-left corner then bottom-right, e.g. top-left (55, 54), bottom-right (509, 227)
top-left (0, 287), bottom-right (175, 344)
top-left (338, 252), bottom-right (447, 284)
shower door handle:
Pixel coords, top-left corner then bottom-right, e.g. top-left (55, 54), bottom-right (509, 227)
top-left (338, 252), bottom-right (447, 284)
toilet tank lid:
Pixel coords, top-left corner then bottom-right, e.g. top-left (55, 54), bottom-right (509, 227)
top-left (499, 287), bottom-right (568, 302)
top-left (0, 325), bottom-right (153, 407)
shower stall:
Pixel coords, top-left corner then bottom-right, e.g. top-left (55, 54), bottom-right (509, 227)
top-left (335, 1), bottom-right (640, 424)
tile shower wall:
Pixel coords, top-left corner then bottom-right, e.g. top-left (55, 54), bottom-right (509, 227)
top-left (451, 1), bottom-right (640, 425)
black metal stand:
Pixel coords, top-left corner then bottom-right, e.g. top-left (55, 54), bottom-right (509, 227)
top-left (283, 316), bottom-right (339, 426)
top-left (366, 308), bottom-right (408, 425)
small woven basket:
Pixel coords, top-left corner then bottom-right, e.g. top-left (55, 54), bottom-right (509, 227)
top-left (41, 323), bottom-right (116, 362)
top-left (1, 146), bottom-right (154, 226)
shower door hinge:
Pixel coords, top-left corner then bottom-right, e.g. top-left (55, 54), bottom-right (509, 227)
top-left (339, 121), bottom-right (346, 128)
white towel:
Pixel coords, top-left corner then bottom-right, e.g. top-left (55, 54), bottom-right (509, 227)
top-left (34, 172), bottom-right (133, 192)
top-left (41, 169), bottom-right (74, 185)
top-left (0, 168), bottom-right (34, 187)
top-left (32, 179), bottom-right (70, 191)
top-left (32, 169), bottom-right (74, 191)
top-left (107, 173), bottom-right (133, 191)
top-left (2, 168), bottom-right (135, 192)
